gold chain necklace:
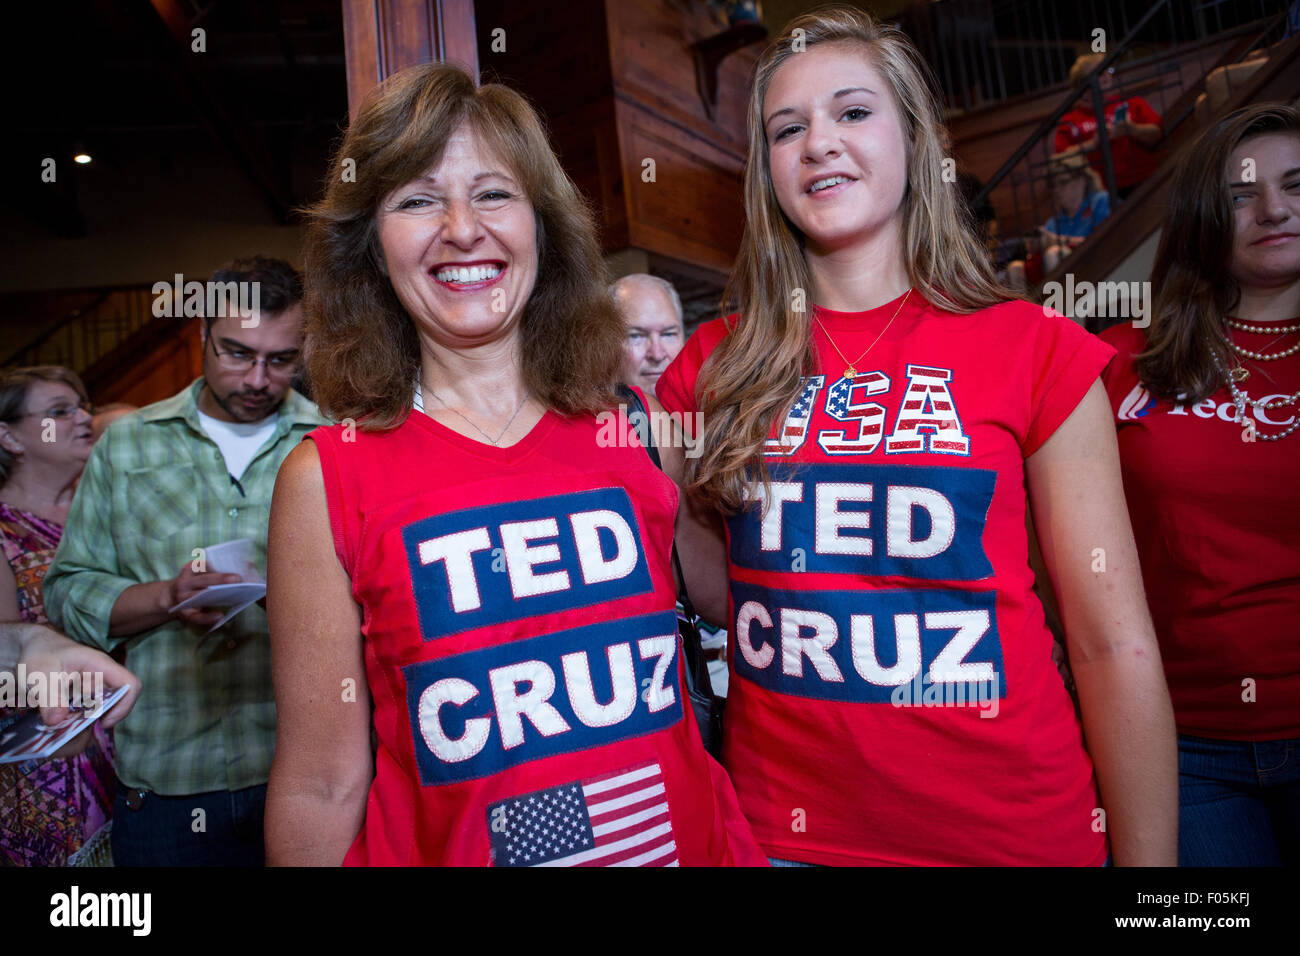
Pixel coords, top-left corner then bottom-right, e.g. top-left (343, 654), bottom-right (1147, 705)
top-left (813, 288), bottom-right (912, 380)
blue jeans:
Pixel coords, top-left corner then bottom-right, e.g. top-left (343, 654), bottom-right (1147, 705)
top-left (772, 855), bottom-right (1108, 867)
top-left (1178, 733), bottom-right (1300, 866)
top-left (111, 781), bottom-right (268, 867)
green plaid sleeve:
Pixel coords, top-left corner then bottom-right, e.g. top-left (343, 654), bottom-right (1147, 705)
top-left (44, 428), bottom-right (136, 652)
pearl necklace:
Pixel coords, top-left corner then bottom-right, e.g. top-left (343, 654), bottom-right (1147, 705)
top-left (1247, 389), bottom-right (1300, 410)
top-left (1223, 319), bottom-right (1300, 381)
top-left (1226, 318), bottom-right (1300, 334)
top-left (1214, 352), bottom-right (1300, 441)
top-left (1227, 338), bottom-right (1300, 361)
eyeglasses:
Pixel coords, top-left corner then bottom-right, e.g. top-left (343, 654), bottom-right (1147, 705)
top-left (209, 339), bottom-right (300, 377)
top-left (14, 400), bottom-right (94, 421)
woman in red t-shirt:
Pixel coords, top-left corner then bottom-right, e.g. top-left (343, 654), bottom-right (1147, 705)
top-left (1054, 53), bottom-right (1164, 199)
top-left (263, 63), bottom-right (764, 867)
top-left (1100, 103), bottom-right (1300, 866)
top-left (655, 7), bottom-right (1176, 866)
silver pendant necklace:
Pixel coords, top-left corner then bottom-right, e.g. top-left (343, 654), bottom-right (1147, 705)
top-left (414, 373), bottom-right (529, 446)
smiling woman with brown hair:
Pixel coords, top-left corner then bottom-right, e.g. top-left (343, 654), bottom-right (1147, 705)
top-left (1100, 103), bottom-right (1300, 866)
top-left (265, 62), bottom-right (763, 867)
top-left (299, 66), bottom-right (625, 430)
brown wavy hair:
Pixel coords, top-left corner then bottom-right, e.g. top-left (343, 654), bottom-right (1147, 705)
top-left (1138, 103), bottom-right (1300, 402)
top-left (302, 63), bottom-right (623, 428)
top-left (688, 5), bottom-right (1010, 512)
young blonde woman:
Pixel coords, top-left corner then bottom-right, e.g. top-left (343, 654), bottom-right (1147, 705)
top-left (656, 6), bottom-right (1177, 866)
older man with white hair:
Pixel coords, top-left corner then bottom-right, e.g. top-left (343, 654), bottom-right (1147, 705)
top-left (609, 272), bottom-right (728, 693)
top-left (611, 273), bottom-right (686, 395)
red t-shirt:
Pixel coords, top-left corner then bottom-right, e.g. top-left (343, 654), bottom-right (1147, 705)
top-left (1099, 322), bottom-right (1300, 741)
top-left (657, 293), bottom-right (1115, 866)
top-left (308, 401), bottom-right (766, 866)
top-left (1054, 95), bottom-right (1163, 190)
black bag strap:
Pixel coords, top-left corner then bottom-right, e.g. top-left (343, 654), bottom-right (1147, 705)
top-left (616, 385), bottom-right (711, 683)
top-left (615, 386), bottom-right (698, 615)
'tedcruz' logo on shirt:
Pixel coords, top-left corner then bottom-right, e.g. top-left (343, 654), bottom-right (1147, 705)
top-left (403, 612), bottom-right (682, 785)
top-left (403, 487), bottom-right (654, 639)
top-left (726, 461), bottom-right (1004, 710)
top-left (1117, 383), bottom-right (1297, 425)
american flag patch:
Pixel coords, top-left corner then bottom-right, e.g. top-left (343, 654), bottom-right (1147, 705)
top-left (487, 761), bottom-right (678, 867)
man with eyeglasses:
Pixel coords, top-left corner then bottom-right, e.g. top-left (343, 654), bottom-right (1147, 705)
top-left (44, 255), bottom-right (328, 866)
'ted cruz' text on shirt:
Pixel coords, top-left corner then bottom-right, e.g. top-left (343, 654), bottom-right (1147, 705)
top-left (399, 487), bottom-right (680, 785)
top-left (729, 363), bottom-right (1006, 707)
top-left (727, 461), bottom-right (1003, 705)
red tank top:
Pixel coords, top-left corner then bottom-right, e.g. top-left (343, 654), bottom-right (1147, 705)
top-left (309, 401), bottom-right (764, 866)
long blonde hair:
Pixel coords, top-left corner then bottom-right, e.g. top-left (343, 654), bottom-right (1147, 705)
top-left (689, 5), bottom-right (1010, 512)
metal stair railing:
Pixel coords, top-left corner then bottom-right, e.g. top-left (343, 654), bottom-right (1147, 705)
top-left (1, 286), bottom-right (158, 374)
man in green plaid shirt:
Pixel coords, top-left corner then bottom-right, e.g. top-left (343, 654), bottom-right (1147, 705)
top-left (45, 256), bottom-right (329, 866)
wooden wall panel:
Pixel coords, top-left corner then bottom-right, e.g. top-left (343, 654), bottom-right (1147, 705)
top-left (617, 100), bottom-right (745, 274)
top-left (343, 0), bottom-right (480, 118)
top-left (475, 0), bottom-right (623, 247)
top-left (605, 0), bottom-right (758, 163)
top-left (476, 0), bottom-right (612, 104)
top-left (100, 322), bottom-right (203, 408)
top-left (473, 0), bottom-right (754, 278)
top-left (603, 0), bottom-right (757, 278)
top-left (546, 98), bottom-right (629, 251)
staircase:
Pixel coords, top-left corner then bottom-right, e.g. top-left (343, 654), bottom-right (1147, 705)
top-left (1048, 30), bottom-right (1300, 330)
top-left (0, 285), bottom-right (202, 406)
top-left (941, 0), bottom-right (1299, 330)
